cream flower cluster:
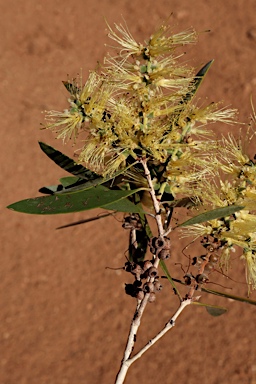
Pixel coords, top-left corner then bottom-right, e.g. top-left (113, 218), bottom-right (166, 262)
top-left (183, 125), bottom-right (256, 289)
top-left (44, 22), bottom-right (235, 187)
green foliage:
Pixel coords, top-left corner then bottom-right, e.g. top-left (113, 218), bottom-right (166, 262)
top-left (192, 301), bottom-right (227, 316)
top-left (39, 141), bottom-right (101, 181)
top-left (179, 205), bottom-right (244, 227)
top-left (182, 60), bottom-right (214, 103)
top-left (7, 185), bottom-right (145, 215)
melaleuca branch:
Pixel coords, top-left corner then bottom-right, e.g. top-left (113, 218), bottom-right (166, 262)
top-left (7, 18), bottom-right (256, 384)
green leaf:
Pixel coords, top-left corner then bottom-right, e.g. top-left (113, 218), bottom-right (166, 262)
top-left (62, 80), bottom-right (80, 95)
top-left (39, 142), bottom-right (139, 193)
top-left (39, 141), bottom-right (101, 180)
top-left (59, 176), bottom-right (80, 187)
top-left (170, 277), bottom-right (256, 307)
top-left (192, 301), bottom-right (227, 316)
top-left (139, 213), bottom-right (153, 239)
top-left (202, 287), bottom-right (256, 306)
top-left (193, 60), bottom-right (214, 93)
top-left (159, 260), bottom-right (182, 301)
top-left (39, 179), bottom-right (99, 195)
top-left (39, 185), bottom-right (62, 194)
top-left (179, 205), bottom-right (244, 227)
top-left (7, 186), bottom-right (146, 215)
top-left (39, 178), bottom-right (88, 195)
top-left (182, 60), bottom-right (214, 103)
top-left (102, 198), bottom-right (144, 213)
top-left (205, 306), bottom-right (227, 317)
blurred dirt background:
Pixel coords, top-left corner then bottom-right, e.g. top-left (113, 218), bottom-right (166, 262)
top-left (2, 1), bottom-right (256, 383)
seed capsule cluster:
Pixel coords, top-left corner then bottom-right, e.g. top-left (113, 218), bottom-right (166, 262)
top-left (122, 214), bottom-right (143, 231)
top-left (150, 236), bottom-right (171, 260)
top-left (124, 259), bottom-right (163, 302)
top-left (184, 237), bottom-right (221, 295)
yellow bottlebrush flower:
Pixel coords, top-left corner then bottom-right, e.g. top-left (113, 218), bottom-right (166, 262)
top-left (227, 210), bottom-right (256, 247)
top-left (148, 25), bottom-right (198, 57)
top-left (106, 21), bottom-right (145, 59)
top-left (193, 104), bottom-right (237, 124)
top-left (219, 133), bottom-right (250, 174)
top-left (182, 207), bottom-right (256, 287)
top-left (107, 20), bottom-right (198, 60)
top-left (104, 55), bottom-right (145, 90)
top-left (44, 107), bottom-right (84, 142)
top-left (163, 146), bottom-right (215, 198)
top-left (43, 20), bottom-right (248, 184)
top-left (44, 71), bottom-right (111, 143)
top-left (240, 189), bottom-right (256, 210)
top-left (242, 250), bottom-right (256, 290)
top-left (78, 137), bottom-right (124, 176)
top-left (180, 222), bottom-right (216, 239)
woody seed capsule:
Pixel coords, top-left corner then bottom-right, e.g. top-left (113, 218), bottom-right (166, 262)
top-left (136, 290), bottom-right (145, 301)
top-left (147, 266), bottom-right (159, 278)
top-left (196, 273), bottom-right (209, 284)
top-left (142, 260), bottom-right (153, 272)
top-left (154, 281), bottom-right (163, 291)
top-left (148, 292), bottom-right (156, 303)
top-left (209, 253), bottom-right (219, 263)
top-left (143, 282), bottom-right (155, 293)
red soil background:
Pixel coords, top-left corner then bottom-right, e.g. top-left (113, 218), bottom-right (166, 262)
top-left (2, 1), bottom-right (256, 383)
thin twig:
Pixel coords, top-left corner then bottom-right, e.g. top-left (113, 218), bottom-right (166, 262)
top-left (129, 298), bottom-right (191, 364)
top-left (140, 158), bottom-right (165, 242)
top-left (115, 158), bottom-right (172, 384)
top-left (115, 299), bottom-right (191, 384)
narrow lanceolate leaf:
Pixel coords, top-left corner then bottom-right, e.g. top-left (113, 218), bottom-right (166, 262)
top-left (182, 60), bottom-right (214, 103)
top-left (59, 176), bottom-right (80, 187)
top-left (7, 186), bottom-right (146, 215)
top-left (39, 178), bottom-right (100, 195)
top-left (139, 213), bottom-right (153, 239)
top-left (170, 277), bottom-right (256, 306)
top-left (38, 185), bottom-right (62, 195)
top-left (205, 306), bottom-right (227, 317)
top-left (39, 142), bottom-right (138, 193)
top-left (39, 141), bottom-right (101, 180)
top-left (159, 260), bottom-right (182, 301)
top-left (179, 205), bottom-right (244, 227)
top-left (192, 301), bottom-right (227, 317)
top-left (193, 60), bottom-right (214, 93)
top-left (103, 198), bottom-right (144, 213)
top-left (62, 80), bottom-right (80, 95)
top-left (202, 287), bottom-right (256, 306)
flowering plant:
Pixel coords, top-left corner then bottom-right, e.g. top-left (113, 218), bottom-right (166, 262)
top-left (8, 20), bottom-right (256, 383)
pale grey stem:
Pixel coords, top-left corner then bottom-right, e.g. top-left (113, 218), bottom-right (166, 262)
top-left (115, 158), bottom-right (173, 384)
top-left (115, 299), bottom-right (191, 384)
top-left (140, 158), bottom-right (165, 239)
top-left (115, 293), bottom-right (150, 384)
top-left (128, 298), bottom-right (191, 364)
